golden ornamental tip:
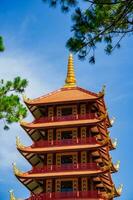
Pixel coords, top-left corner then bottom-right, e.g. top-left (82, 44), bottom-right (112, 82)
top-left (22, 94), bottom-right (31, 102)
top-left (113, 138), bottom-right (118, 148)
top-left (102, 85), bottom-right (106, 94)
top-left (110, 116), bottom-right (116, 125)
top-left (114, 160), bottom-right (120, 171)
top-left (16, 136), bottom-right (24, 149)
top-left (19, 120), bottom-right (27, 125)
top-left (64, 54), bottom-right (77, 88)
top-left (117, 184), bottom-right (123, 195)
top-left (98, 85), bottom-right (106, 97)
top-left (9, 190), bottom-right (16, 200)
top-left (22, 94), bottom-right (27, 101)
top-left (12, 163), bottom-right (22, 176)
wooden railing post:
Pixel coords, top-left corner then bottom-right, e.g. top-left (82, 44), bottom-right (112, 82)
top-left (77, 191), bottom-right (79, 197)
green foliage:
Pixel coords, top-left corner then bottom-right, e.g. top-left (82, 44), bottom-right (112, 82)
top-left (0, 77), bottom-right (28, 130)
top-left (43, 0), bottom-right (78, 12)
top-left (0, 37), bottom-right (28, 130)
top-left (0, 36), bottom-right (4, 52)
top-left (43, 0), bottom-right (133, 63)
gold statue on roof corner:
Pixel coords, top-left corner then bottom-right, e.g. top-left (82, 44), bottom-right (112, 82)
top-left (64, 53), bottom-right (77, 88)
top-left (110, 116), bottom-right (116, 125)
top-left (12, 162), bottom-right (23, 176)
top-left (117, 184), bottom-right (123, 195)
top-left (16, 136), bottom-right (25, 149)
top-left (9, 190), bottom-right (16, 200)
top-left (113, 138), bottom-right (118, 148)
top-left (114, 160), bottom-right (120, 171)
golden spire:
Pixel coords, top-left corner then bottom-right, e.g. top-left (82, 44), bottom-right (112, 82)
top-left (64, 54), bottom-right (77, 88)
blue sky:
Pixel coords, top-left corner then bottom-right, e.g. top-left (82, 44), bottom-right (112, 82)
top-left (0, 0), bottom-right (133, 199)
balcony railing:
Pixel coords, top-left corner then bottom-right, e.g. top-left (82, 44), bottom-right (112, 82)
top-left (29, 163), bottom-right (100, 174)
top-left (31, 137), bottom-right (98, 148)
top-left (26, 191), bottom-right (105, 200)
top-left (34, 113), bottom-right (98, 124)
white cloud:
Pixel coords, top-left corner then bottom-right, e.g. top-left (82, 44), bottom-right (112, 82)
top-left (0, 50), bottom-right (49, 96)
top-left (0, 45), bottom-right (62, 198)
top-left (0, 45), bottom-right (57, 171)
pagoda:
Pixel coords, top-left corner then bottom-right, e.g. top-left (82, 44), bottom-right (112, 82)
top-left (11, 54), bottom-right (123, 200)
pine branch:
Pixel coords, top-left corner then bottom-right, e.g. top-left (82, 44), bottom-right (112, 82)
top-left (85, 0), bottom-right (127, 5)
top-left (0, 77), bottom-right (28, 130)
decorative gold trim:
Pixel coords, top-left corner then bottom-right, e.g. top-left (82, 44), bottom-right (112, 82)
top-left (22, 94), bottom-right (27, 101)
top-left (117, 184), bottom-right (123, 195)
top-left (22, 94), bottom-right (31, 103)
top-left (98, 85), bottom-right (106, 97)
top-left (64, 54), bottom-right (77, 88)
top-left (112, 138), bottom-right (118, 148)
top-left (16, 136), bottom-right (25, 149)
top-left (110, 117), bottom-right (115, 125)
top-left (9, 190), bottom-right (16, 200)
top-left (13, 163), bottom-right (23, 176)
top-left (108, 184), bottom-right (123, 198)
top-left (19, 120), bottom-right (27, 125)
top-left (114, 160), bottom-right (120, 171)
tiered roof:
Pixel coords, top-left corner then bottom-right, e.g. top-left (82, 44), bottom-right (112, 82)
top-left (11, 54), bottom-right (122, 200)
top-left (24, 87), bottom-right (101, 105)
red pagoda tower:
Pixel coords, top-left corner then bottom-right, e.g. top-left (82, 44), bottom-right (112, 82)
top-left (11, 54), bottom-right (123, 200)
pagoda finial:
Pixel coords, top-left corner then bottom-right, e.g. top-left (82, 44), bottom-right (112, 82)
top-left (64, 53), bottom-right (77, 88)
top-left (9, 190), bottom-right (16, 200)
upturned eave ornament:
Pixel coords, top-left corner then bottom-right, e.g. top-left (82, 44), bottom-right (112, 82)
top-left (114, 160), bottom-right (120, 171)
top-left (98, 85), bottom-right (106, 97)
top-left (16, 136), bottom-right (25, 149)
top-left (9, 190), bottom-right (16, 200)
top-left (117, 184), bottom-right (123, 195)
top-left (13, 163), bottom-right (23, 176)
top-left (110, 116), bottom-right (116, 125)
top-left (112, 138), bottom-right (118, 148)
